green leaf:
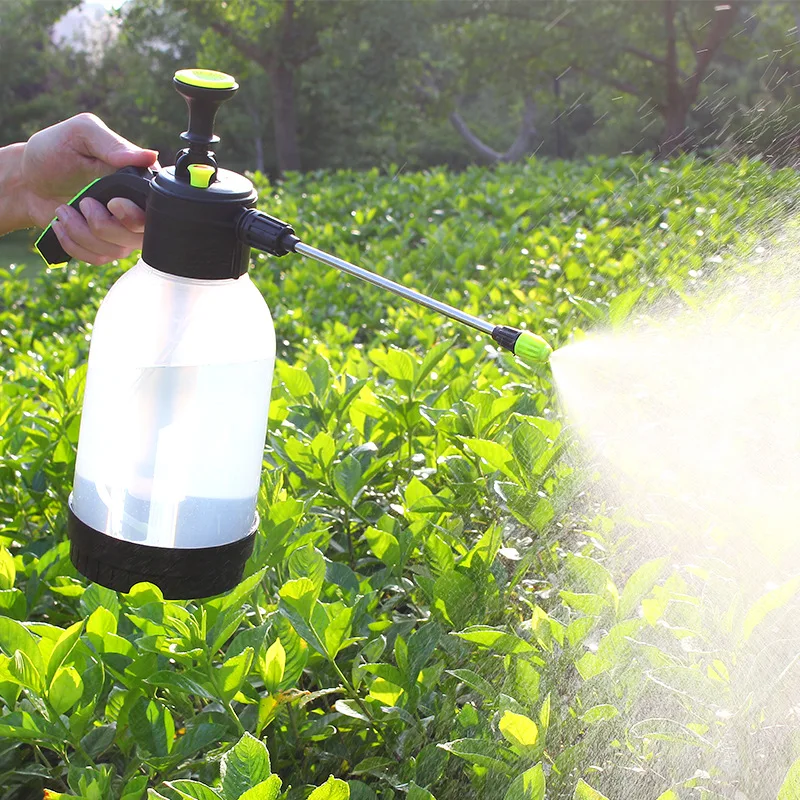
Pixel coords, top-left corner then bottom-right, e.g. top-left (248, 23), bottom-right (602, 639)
top-left (0, 588), bottom-right (26, 619)
top-left (279, 364), bottom-right (314, 398)
top-left (145, 671), bottom-right (212, 699)
top-left (333, 455), bottom-right (363, 504)
top-left (0, 547), bottom-right (14, 590)
top-left (778, 755), bottom-right (800, 800)
top-left (406, 623), bottom-right (440, 684)
top-left (364, 527), bottom-right (400, 571)
top-left (438, 739), bottom-right (514, 774)
top-left (121, 775), bottom-right (149, 800)
top-left (559, 591), bottom-right (607, 615)
top-left (574, 779), bottom-right (610, 800)
top-left (221, 732), bottom-right (272, 800)
top-left (46, 620), bottom-right (84, 683)
top-left (165, 781), bottom-right (223, 800)
top-left (434, 571), bottom-right (476, 629)
top-left (217, 647), bottom-right (254, 704)
top-left (415, 338), bottom-right (454, 389)
top-left (0, 617), bottom-right (44, 675)
top-left (308, 775), bottom-right (350, 800)
top-left (498, 711), bottom-right (538, 749)
top-left (172, 721), bottom-right (229, 761)
top-left (425, 534), bottom-right (454, 576)
top-left (288, 545), bottom-right (326, 591)
top-left (408, 782), bottom-right (436, 800)
top-left (383, 347), bottom-right (416, 390)
top-left (447, 668), bottom-right (496, 699)
top-left (86, 606), bottom-right (117, 652)
top-left (49, 665), bottom-right (83, 714)
top-left (505, 764), bottom-right (546, 800)
top-left (742, 575), bottom-right (800, 641)
top-left (582, 705), bottom-right (619, 724)
top-left (461, 438), bottom-right (517, 480)
top-left (568, 294), bottom-right (608, 323)
top-left (10, 649), bottom-right (43, 694)
top-left (279, 578), bottom-right (318, 622)
top-left (510, 421), bottom-right (547, 475)
top-left (238, 776), bottom-right (283, 800)
top-left (538, 694), bottom-right (551, 732)
top-left (262, 639), bottom-right (286, 694)
top-left (368, 677), bottom-right (403, 705)
top-left (129, 698), bottom-right (175, 757)
top-left (453, 626), bottom-right (534, 654)
top-left (81, 583), bottom-right (120, 619)
top-left (655, 792), bottom-right (679, 800)
top-left (320, 602), bottom-right (353, 660)
top-left (617, 558), bottom-right (668, 619)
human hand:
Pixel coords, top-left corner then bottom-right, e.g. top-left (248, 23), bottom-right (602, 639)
top-left (21, 114), bottom-right (158, 265)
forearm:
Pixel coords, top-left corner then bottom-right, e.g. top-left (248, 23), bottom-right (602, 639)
top-left (0, 142), bottom-right (32, 236)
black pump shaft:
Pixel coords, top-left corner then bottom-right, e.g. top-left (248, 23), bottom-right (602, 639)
top-left (173, 69), bottom-right (239, 179)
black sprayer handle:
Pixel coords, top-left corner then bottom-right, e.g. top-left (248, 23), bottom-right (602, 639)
top-left (34, 165), bottom-right (155, 266)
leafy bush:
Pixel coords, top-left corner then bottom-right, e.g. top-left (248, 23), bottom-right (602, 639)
top-left (0, 157), bottom-right (799, 800)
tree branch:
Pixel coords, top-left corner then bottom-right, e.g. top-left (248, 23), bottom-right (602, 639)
top-left (685, 1), bottom-right (739, 101)
top-left (449, 94), bottom-right (537, 164)
top-left (208, 17), bottom-right (272, 72)
top-left (623, 45), bottom-right (668, 69)
top-left (571, 64), bottom-right (650, 102)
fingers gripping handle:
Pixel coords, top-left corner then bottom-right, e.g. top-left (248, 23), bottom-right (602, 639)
top-left (35, 166), bottom-right (155, 266)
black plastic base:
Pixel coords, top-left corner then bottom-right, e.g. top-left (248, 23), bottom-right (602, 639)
top-left (67, 505), bottom-right (257, 600)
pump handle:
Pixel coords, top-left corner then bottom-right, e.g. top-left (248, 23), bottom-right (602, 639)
top-left (35, 166), bottom-right (155, 267)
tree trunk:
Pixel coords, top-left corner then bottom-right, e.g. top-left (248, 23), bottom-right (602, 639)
top-left (659, 103), bottom-right (691, 157)
top-left (657, 0), bottom-right (688, 157)
top-left (271, 0), bottom-right (301, 174)
top-left (553, 74), bottom-right (563, 159)
top-left (270, 61), bottom-right (301, 173)
top-left (244, 96), bottom-right (266, 173)
top-left (656, 0), bottom-right (738, 156)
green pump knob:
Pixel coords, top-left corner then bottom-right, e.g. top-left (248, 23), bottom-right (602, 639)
top-left (173, 68), bottom-right (239, 183)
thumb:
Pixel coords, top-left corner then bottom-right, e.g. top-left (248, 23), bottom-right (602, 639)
top-left (74, 113), bottom-right (158, 169)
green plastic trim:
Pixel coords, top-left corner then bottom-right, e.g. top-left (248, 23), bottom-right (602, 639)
top-left (174, 68), bottom-right (237, 90)
top-left (513, 330), bottom-right (552, 365)
top-left (34, 177), bottom-right (102, 267)
top-left (187, 164), bottom-right (215, 188)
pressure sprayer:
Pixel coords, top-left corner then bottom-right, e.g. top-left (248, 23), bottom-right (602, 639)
top-left (34, 69), bottom-right (551, 600)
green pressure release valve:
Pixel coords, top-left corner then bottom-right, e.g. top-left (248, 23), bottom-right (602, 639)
top-left (34, 67), bottom-right (552, 369)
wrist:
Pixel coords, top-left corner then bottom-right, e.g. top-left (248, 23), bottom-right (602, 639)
top-left (0, 142), bottom-right (34, 235)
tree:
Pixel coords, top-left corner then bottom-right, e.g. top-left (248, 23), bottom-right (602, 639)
top-left (413, 1), bottom-right (574, 164)
top-left (566, 0), bottom-right (743, 155)
top-left (171, 0), bottom-right (348, 174)
top-left (0, 0), bottom-right (81, 144)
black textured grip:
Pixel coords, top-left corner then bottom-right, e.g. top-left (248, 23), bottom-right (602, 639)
top-left (68, 504), bottom-right (257, 600)
top-left (35, 165), bottom-right (155, 266)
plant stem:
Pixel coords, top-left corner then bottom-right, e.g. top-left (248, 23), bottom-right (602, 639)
top-left (34, 745), bottom-right (69, 792)
top-left (206, 659), bottom-right (246, 736)
top-left (329, 658), bottom-right (387, 745)
top-left (344, 510), bottom-right (355, 569)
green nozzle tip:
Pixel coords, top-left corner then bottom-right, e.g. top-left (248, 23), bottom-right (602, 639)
top-left (514, 330), bottom-right (552, 365)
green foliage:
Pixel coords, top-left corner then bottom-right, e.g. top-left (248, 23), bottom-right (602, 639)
top-left (0, 157), bottom-right (799, 800)
top-left (3, 1), bottom-right (800, 172)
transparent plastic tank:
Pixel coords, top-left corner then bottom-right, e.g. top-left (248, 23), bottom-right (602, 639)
top-left (71, 259), bottom-right (275, 549)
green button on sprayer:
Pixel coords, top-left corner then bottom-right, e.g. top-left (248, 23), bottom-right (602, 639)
top-left (187, 163), bottom-right (216, 189)
top-left (174, 68), bottom-right (238, 90)
top-left (513, 330), bottom-right (552, 366)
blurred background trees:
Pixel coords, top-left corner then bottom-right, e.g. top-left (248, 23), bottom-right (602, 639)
top-left (1, 0), bottom-right (799, 175)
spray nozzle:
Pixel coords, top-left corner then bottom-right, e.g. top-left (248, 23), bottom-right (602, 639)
top-left (173, 69), bottom-right (239, 182)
